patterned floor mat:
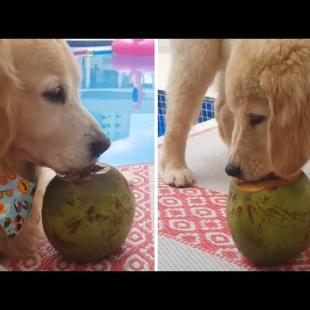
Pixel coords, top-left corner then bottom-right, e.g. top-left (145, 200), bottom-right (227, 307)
top-left (158, 121), bottom-right (310, 271)
top-left (158, 177), bottom-right (310, 271)
top-left (8, 164), bottom-right (154, 271)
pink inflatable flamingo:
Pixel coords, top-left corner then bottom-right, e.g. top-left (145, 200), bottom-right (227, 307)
top-left (111, 53), bottom-right (154, 112)
top-left (112, 39), bottom-right (154, 56)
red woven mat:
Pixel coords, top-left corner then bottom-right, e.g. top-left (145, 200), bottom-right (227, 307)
top-left (8, 164), bottom-right (154, 271)
top-left (158, 177), bottom-right (310, 271)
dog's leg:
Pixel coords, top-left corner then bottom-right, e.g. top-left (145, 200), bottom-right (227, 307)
top-left (216, 98), bottom-right (234, 146)
top-left (161, 39), bottom-right (221, 187)
top-left (215, 70), bottom-right (234, 146)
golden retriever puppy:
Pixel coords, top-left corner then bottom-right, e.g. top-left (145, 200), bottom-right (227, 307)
top-left (0, 40), bottom-right (110, 265)
top-left (161, 39), bottom-right (310, 187)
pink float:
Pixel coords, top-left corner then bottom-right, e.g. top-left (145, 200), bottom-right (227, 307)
top-left (112, 39), bottom-right (154, 56)
top-left (111, 53), bottom-right (154, 112)
top-left (111, 55), bottom-right (154, 72)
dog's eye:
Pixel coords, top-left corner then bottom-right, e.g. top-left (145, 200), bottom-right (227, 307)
top-left (42, 86), bottom-right (65, 104)
top-left (249, 114), bottom-right (266, 126)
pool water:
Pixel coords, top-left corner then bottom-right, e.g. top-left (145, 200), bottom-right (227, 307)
top-left (74, 50), bottom-right (154, 166)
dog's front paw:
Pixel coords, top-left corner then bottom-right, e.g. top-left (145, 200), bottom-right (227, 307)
top-left (162, 167), bottom-right (194, 188)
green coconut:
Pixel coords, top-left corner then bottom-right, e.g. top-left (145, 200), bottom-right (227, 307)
top-left (227, 172), bottom-right (310, 267)
top-left (42, 163), bottom-right (135, 263)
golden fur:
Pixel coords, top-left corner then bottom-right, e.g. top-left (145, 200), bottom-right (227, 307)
top-left (161, 39), bottom-right (310, 186)
top-left (0, 39), bottom-right (108, 268)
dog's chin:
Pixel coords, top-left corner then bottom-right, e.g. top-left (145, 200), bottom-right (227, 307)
top-left (55, 162), bottom-right (99, 180)
top-left (13, 149), bottom-right (102, 180)
top-left (237, 172), bottom-right (280, 184)
top-left (33, 157), bottom-right (96, 179)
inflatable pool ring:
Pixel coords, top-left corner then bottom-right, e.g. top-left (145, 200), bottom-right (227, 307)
top-left (111, 55), bottom-right (154, 72)
top-left (112, 39), bottom-right (154, 56)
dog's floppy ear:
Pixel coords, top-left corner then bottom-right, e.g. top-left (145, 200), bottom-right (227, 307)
top-left (260, 59), bottom-right (310, 177)
top-left (0, 39), bottom-right (19, 158)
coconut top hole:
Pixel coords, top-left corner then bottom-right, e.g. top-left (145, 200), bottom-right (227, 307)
top-left (89, 163), bottom-right (109, 174)
top-left (233, 172), bottom-right (303, 192)
top-left (59, 163), bottom-right (109, 181)
top-left (89, 164), bottom-right (103, 173)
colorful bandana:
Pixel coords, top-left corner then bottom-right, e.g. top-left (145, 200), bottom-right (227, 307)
top-left (0, 170), bottom-right (37, 238)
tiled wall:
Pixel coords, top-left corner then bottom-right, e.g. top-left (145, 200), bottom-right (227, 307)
top-left (158, 90), bottom-right (215, 136)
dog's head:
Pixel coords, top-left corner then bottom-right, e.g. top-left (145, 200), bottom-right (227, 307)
top-left (225, 39), bottom-right (310, 182)
top-left (0, 39), bottom-right (110, 176)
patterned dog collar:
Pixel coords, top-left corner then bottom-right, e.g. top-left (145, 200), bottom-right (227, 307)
top-left (0, 170), bottom-right (37, 238)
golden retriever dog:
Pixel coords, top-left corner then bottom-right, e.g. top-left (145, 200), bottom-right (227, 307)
top-left (0, 39), bottom-right (110, 268)
top-left (161, 39), bottom-right (310, 187)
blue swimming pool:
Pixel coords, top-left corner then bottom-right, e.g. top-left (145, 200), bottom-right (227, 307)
top-left (73, 46), bottom-right (154, 166)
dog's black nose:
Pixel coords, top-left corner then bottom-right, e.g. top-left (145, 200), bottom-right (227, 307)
top-left (225, 163), bottom-right (242, 178)
top-left (90, 138), bottom-right (111, 158)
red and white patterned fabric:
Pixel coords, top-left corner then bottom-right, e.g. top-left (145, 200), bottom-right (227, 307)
top-left (158, 121), bottom-right (310, 271)
top-left (158, 166), bottom-right (310, 271)
top-left (8, 164), bottom-right (154, 271)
